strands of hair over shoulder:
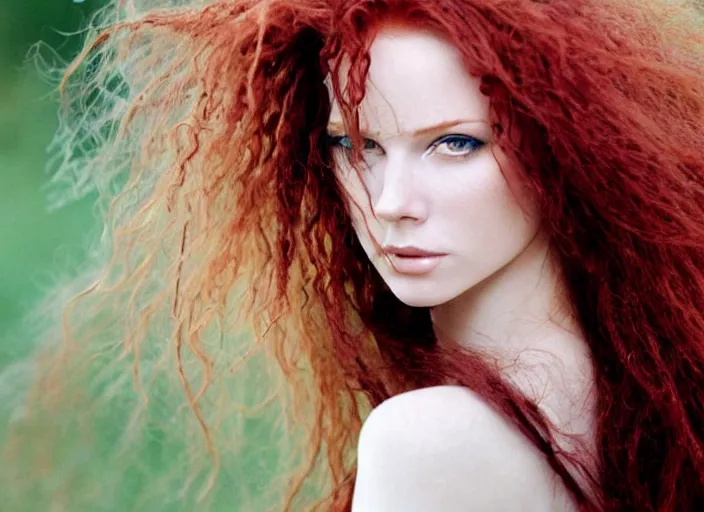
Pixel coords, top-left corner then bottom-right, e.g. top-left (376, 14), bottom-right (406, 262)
top-left (1, 0), bottom-right (703, 510)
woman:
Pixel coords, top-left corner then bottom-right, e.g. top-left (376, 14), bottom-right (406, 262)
top-left (2, 0), bottom-right (703, 510)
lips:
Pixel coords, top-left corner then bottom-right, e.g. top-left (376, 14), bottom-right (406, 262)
top-left (383, 246), bottom-right (446, 258)
top-left (382, 246), bottom-right (447, 275)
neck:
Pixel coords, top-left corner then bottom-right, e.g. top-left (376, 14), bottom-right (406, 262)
top-left (430, 231), bottom-right (580, 358)
top-left (431, 231), bottom-right (597, 473)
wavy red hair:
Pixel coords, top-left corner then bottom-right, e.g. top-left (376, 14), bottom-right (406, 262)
top-left (3, 0), bottom-right (704, 511)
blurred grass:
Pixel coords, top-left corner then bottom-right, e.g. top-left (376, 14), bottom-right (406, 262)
top-left (0, 1), bottom-right (102, 358)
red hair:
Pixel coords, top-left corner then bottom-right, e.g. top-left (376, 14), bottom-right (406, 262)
top-left (4, 0), bottom-right (704, 510)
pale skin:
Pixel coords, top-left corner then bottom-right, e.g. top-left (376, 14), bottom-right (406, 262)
top-left (327, 26), bottom-right (597, 510)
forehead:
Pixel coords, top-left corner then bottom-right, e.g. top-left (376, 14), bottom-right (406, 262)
top-left (328, 27), bottom-right (489, 135)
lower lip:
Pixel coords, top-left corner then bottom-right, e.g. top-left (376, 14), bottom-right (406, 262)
top-left (386, 254), bottom-right (446, 275)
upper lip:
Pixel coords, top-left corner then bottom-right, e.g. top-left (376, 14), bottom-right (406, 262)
top-left (383, 245), bottom-right (447, 257)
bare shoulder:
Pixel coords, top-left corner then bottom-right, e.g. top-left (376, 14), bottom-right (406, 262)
top-left (352, 385), bottom-right (577, 512)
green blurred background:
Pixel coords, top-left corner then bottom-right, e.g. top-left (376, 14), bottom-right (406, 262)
top-left (0, 0), bottom-right (104, 352)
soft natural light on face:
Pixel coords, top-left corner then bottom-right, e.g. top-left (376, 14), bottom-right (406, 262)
top-left (327, 26), bottom-right (540, 309)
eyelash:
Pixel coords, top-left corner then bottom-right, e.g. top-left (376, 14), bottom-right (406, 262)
top-left (325, 133), bottom-right (485, 157)
top-left (326, 135), bottom-right (379, 152)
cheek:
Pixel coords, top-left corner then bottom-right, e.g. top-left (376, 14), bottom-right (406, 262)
top-left (334, 168), bottom-right (381, 247)
top-left (337, 172), bottom-right (368, 224)
top-left (491, 147), bottom-right (539, 220)
top-left (439, 156), bottom-right (539, 250)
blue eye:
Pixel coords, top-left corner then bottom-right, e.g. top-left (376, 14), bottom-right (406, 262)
top-left (430, 134), bottom-right (485, 157)
top-left (327, 135), bottom-right (379, 152)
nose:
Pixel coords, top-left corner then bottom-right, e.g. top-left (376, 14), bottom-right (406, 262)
top-left (373, 155), bottom-right (428, 223)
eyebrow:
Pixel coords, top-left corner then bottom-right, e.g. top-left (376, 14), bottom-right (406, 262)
top-left (325, 119), bottom-right (486, 138)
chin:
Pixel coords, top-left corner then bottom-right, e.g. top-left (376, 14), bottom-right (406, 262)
top-left (385, 279), bottom-right (459, 309)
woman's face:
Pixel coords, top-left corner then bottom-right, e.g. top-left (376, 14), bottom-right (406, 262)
top-left (327, 26), bottom-right (541, 308)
